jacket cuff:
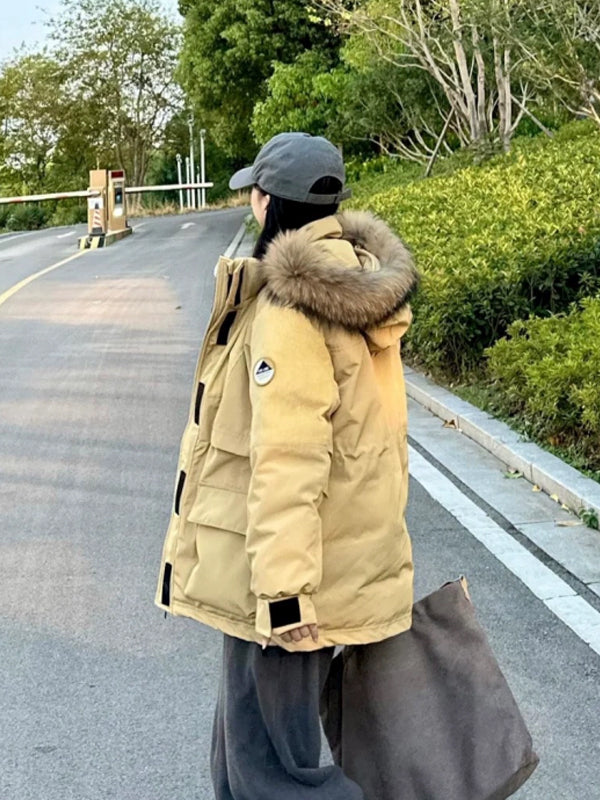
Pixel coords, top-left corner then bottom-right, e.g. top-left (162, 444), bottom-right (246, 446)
top-left (255, 595), bottom-right (317, 639)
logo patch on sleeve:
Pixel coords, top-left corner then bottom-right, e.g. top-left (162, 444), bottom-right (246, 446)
top-left (253, 358), bottom-right (275, 386)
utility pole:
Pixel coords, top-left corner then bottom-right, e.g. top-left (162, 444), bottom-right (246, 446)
top-left (175, 154), bottom-right (184, 211)
top-left (200, 128), bottom-right (207, 209)
top-left (185, 156), bottom-right (191, 208)
top-left (188, 114), bottom-right (196, 210)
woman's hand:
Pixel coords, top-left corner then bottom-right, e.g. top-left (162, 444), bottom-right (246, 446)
top-left (261, 624), bottom-right (319, 649)
top-left (281, 623), bottom-right (319, 644)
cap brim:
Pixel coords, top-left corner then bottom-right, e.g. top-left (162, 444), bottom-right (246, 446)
top-left (229, 166), bottom-right (254, 191)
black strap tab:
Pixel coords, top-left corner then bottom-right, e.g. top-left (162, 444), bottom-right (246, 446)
top-left (269, 597), bottom-right (302, 629)
top-left (161, 562), bottom-right (172, 606)
top-left (217, 311), bottom-right (236, 345)
top-left (194, 382), bottom-right (205, 425)
top-left (216, 270), bottom-right (243, 345)
top-left (174, 470), bottom-right (186, 515)
top-left (234, 268), bottom-right (244, 306)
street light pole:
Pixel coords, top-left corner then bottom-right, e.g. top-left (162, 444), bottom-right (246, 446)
top-left (185, 156), bottom-right (191, 208)
top-left (175, 154), bottom-right (184, 211)
top-left (200, 129), bottom-right (207, 209)
top-left (188, 114), bottom-right (196, 210)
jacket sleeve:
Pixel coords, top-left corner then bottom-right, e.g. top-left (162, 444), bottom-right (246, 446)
top-left (247, 300), bottom-right (339, 639)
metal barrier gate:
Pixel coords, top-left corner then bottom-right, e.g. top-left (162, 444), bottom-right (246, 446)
top-left (0, 170), bottom-right (214, 249)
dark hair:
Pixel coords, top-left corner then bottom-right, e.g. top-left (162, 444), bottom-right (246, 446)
top-left (253, 176), bottom-right (343, 259)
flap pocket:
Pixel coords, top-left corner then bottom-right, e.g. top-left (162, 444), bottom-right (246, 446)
top-left (187, 484), bottom-right (248, 535)
top-left (211, 425), bottom-right (249, 458)
top-left (211, 352), bottom-right (251, 457)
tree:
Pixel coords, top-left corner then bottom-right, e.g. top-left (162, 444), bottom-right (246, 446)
top-left (512, 0), bottom-right (600, 127)
top-left (252, 44), bottom-right (449, 163)
top-left (331, 27), bottom-right (455, 162)
top-left (146, 111), bottom-right (239, 202)
top-left (251, 51), bottom-right (340, 145)
top-left (48, 0), bottom-right (182, 188)
top-left (319, 0), bottom-right (538, 154)
top-left (0, 54), bottom-right (66, 192)
top-left (178, 0), bottom-right (340, 161)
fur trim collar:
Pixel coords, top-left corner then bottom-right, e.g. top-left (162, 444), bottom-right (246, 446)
top-left (261, 210), bottom-right (419, 330)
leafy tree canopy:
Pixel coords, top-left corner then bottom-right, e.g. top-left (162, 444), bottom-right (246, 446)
top-left (49, 0), bottom-right (182, 187)
top-left (0, 54), bottom-right (66, 192)
top-left (251, 51), bottom-right (340, 145)
top-left (179, 0), bottom-right (340, 161)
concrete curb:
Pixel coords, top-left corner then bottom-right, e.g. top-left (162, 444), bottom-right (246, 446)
top-left (404, 366), bottom-right (600, 524)
top-left (224, 218), bottom-right (251, 259)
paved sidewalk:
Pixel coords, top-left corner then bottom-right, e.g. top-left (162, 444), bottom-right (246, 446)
top-left (404, 368), bottom-right (600, 601)
top-left (405, 367), bottom-right (600, 520)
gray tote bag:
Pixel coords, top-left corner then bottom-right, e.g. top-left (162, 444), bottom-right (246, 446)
top-left (320, 578), bottom-right (539, 800)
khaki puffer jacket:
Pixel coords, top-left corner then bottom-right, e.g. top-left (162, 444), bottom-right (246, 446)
top-left (155, 211), bottom-right (419, 652)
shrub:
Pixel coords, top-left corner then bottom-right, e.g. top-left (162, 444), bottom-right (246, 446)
top-left (0, 205), bottom-right (10, 231)
top-left (347, 156), bottom-right (422, 197)
top-left (485, 296), bottom-right (600, 469)
top-left (49, 200), bottom-right (87, 227)
top-left (5, 204), bottom-right (50, 231)
top-left (351, 122), bottom-right (600, 378)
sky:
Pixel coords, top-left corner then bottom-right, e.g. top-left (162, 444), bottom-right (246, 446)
top-left (0, 0), bottom-right (181, 60)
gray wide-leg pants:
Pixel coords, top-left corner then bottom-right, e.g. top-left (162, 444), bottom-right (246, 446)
top-left (210, 634), bottom-right (364, 800)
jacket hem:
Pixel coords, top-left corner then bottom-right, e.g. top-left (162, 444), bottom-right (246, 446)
top-left (168, 599), bottom-right (413, 652)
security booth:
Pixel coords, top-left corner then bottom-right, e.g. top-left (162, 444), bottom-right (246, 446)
top-left (79, 169), bottom-right (132, 249)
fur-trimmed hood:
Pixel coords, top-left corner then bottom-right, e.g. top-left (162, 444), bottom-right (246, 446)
top-left (261, 210), bottom-right (419, 332)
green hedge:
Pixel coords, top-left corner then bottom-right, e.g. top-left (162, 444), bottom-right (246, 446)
top-left (352, 122), bottom-right (600, 378)
top-left (0, 203), bottom-right (50, 232)
top-left (485, 296), bottom-right (600, 470)
top-left (0, 200), bottom-right (87, 233)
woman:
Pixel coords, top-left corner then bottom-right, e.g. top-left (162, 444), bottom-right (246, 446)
top-left (155, 132), bottom-right (419, 799)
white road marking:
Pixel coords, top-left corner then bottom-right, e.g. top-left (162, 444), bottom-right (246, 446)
top-left (56, 230), bottom-right (76, 239)
top-left (181, 222), bottom-right (196, 230)
top-left (0, 250), bottom-right (87, 310)
top-left (409, 445), bottom-right (600, 656)
top-left (132, 223), bottom-right (147, 231)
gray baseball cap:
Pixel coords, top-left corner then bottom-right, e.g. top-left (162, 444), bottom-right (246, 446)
top-left (229, 132), bottom-right (352, 205)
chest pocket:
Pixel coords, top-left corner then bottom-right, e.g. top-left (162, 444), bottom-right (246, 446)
top-left (199, 352), bottom-right (252, 494)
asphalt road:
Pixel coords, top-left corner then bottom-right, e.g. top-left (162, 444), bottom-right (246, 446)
top-left (0, 226), bottom-right (88, 295)
top-left (0, 210), bottom-right (598, 800)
